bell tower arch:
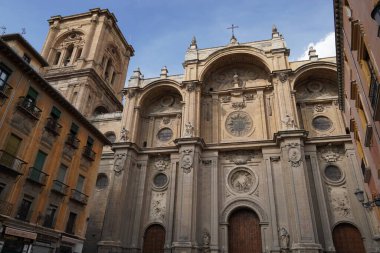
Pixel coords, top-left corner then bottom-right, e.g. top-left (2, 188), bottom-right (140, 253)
top-left (41, 8), bottom-right (134, 116)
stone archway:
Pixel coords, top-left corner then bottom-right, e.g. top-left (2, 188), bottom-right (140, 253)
top-left (142, 224), bottom-right (165, 253)
top-left (228, 208), bottom-right (262, 253)
top-left (332, 223), bottom-right (366, 253)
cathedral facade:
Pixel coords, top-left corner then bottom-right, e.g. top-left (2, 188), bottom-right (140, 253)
top-left (39, 9), bottom-right (380, 253)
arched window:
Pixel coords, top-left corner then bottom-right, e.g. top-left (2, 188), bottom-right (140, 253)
top-left (93, 106), bottom-right (109, 116)
top-left (95, 174), bottom-right (109, 189)
top-left (63, 44), bottom-right (74, 66)
top-left (53, 52), bottom-right (61, 65)
top-left (105, 132), bottom-right (116, 143)
top-left (104, 59), bottom-right (113, 81)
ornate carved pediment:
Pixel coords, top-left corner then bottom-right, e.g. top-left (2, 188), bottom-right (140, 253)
top-left (203, 65), bottom-right (268, 92)
top-left (222, 150), bottom-right (258, 165)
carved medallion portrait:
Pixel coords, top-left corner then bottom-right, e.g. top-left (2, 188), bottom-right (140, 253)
top-left (228, 168), bottom-right (256, 194)
top-left (225, 111), bottom-right (253, 137)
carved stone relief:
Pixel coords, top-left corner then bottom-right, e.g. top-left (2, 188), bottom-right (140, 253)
top-left (203, 65), bottom-right (267, 92)
top-left (231, 101), bottom-right (246, 110)
top-left (243, 93), bottom-right (255, 101)
top-left (225, 111), bottom-right (254, 137)
top-left (184, 122), bottom-right (194, 138)
top-left (228, 168), bottom-right (257, 194)
top-left (319, 144), bottom-right (342, 163)
top-left (328, 187), bottom-right (353, 219)
top-left (220, 96), bottom-right (231, 103)
top-left (154, 158), bottom-right (170, 171)
top-left (223, 150), bottom-right (257, 165)
top-left (314, 104), bottom-right (325, 112)
top-left (296, 81), bottom-right (338, 100)
top-left (287, 143), bottom-right (302, 167)
top-left (278, 72), bottom-right (288, 83)
top-left (181, 149), bottom-right (193, 173)
top-left (114, 153), bottom-right (127, 175)
top-left (150, 191), bottom-right (167, 221)
top-left (278, 227), bottom-right (290, 252)
top-left (202, 230), bottom-right (211, 253)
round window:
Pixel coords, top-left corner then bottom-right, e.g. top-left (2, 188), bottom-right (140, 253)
top-left (312, 116), bottom-right (332, 131)
top-left (96, 174), bottom-right (109, 189)
top-left (325, 165), bottom-right (342, 181)
top-left (153, 173), bottom-right (168, 188)
top-left (157, 128), bottom-right (173, 142)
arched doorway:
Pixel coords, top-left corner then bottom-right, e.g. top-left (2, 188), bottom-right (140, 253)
top-left (228, 208), bottom-right (262, 253)
top-left (332, 223), bottom-right (366, 253)
top-left (142, 224), bottom-right (165, 253)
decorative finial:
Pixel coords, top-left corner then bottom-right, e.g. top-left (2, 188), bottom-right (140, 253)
top-left (227, 24), bottom-right (239, 45)
top-left (308, 46), bottom-right (318, 61)
top-left (272, 24), bottom-right (280, 38)
top-left (21, 28), bottom-right (26, 35)
top-left (189, 36), bottom-right (197, 49)
top-left (272, 24), bottom-right (278, 33)
top-left (0, 26), bottom-right (6, 35)
top-left (160, 66), bottom-right (168, 78)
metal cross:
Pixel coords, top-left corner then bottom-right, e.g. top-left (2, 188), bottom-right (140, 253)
top-left (227, 24), bottom-right (239, 37)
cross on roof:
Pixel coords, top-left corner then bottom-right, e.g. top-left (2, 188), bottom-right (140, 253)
top-left (227, 24), bottom-right (239, 37)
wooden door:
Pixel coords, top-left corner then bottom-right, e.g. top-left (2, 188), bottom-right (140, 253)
top-left (333, 223), bottom-right (366, 253)
top-left (142, 224), bottom-right (165, 253)
top-left (228, 208), bottom-right (262, 253)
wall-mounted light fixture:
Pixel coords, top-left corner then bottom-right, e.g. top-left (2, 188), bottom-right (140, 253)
top-left (354, 189), bottom-right (380, 208)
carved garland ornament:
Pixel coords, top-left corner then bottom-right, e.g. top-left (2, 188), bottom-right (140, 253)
top-left (181, 149), bottom-right (194, 173)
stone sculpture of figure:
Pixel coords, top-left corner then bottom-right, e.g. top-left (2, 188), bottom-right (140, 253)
top-left (120, 127), bottom-right (129, 141)
top-left (278, 227), bottom-right (290, 252)
top-left (184, 122), bottom-right (194, 137)
top-left (202, 230), bottom-right (211, 253)
top-left (282, 114), bottom-right (296, 130)
top-left (232, 72), bottom-right (240, 88)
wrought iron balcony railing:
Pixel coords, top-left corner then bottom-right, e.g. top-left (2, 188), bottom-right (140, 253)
top-left (0, 82), bottom-right (13, 98)
top-left (0, 199), bottom-right (13, 216)
top-left (65, 134), bottom-right (80, 149)
top-left (0, 150), bottom-right (26, 175)
top-left (51, 180), bottom-right (69, 195)
top-left (82, 146), bottom-right (96, 161)
top-left (16, 96), bottom-right (42, 119)
top-left (45, 117), bottom-right (62, 136)
top-left (70, 189), bottom-right (88, 205)
top-left (27, 167), bottom-right (48, 185)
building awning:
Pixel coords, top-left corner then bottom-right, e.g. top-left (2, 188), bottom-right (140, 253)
top-left (5, 227), bottom-right (37, 240)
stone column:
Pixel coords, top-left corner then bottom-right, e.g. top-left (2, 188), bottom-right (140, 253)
top-left (276, 130), bottom-right (321, 253)
top-left (81, 13), bottom-right (99, 61)
top-left (257, 89), bottom-right (268, 139)
top-left (211, 94), bottom-right (219, 143)
top-left (98, 147), bottom-right (135, 253)
top-left (172, 137), bottom-right (205, 253)
top-left (42, 20), bottom-right (60, 60)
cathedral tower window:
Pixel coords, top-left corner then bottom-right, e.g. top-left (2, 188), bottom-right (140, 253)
top-left (75, 48), bottom-right (82, 62)
top-left (63, 44), bottom-right (74, 66)
top-left (53, 52), bottom-right (61, 65)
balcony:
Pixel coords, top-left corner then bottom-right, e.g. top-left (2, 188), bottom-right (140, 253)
top-left (16, 97), bottom-right (42, 120)
top-left (51, 180), bottom-right (69, 195)
top-left (0, 150), bottom-right (26, 176)
top-left (65, 134), bottom-right (80, 149)
top-left (26, 167), bottom-right (48, 186)
top-left (0, 199), bottom-right (13, 216)
top-left (82, 146), bottom-right (96, 161)
top-left (0, 82), bottom-right (13, 100)
top-left (70, 189), bottom-right (88, 205)
top-left (45, 118), bottom-right (62, 136)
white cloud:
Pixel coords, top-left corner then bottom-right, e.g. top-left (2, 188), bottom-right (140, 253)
top-left (297, 32), bottom-right (336, 61)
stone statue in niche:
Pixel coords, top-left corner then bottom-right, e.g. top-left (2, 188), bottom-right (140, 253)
top-left (120, 127), bottom-right (129, 141)
top-left (184, 122), bottom-right (194, 137)
top-left (278, 227), bottom-right (290, 252)
top-left (114, 153), bottom-right (127, 175)
top-left (202, 230), bottom-right (211, 253)
top-left (232, 72), bottom-right (241, 88)
top-left (181, 149), bottom-right (193, 173)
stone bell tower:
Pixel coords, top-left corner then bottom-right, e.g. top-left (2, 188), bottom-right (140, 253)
top-left (41, 8), bottom-right (134, 116)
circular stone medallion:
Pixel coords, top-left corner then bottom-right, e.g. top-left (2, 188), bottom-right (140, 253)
top-left (225, 111), bottom-right (253, 137)
top-left (153, 173), bottom-right (168, 188)
top-left (229, 168), bottom-right (256, 193)
top-left (312, 116), bottom-right (333, 131)
top-left (157, 128), bottom-right (173, 142)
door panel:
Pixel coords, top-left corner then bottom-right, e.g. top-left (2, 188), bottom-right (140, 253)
top-left (228, 208), bottom-right (262, 253)
top-left (333, 223), bottom-right (366, 253)
top-left (142, 225), bottom-right (165, 253)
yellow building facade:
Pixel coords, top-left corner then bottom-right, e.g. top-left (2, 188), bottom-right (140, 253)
top-left (0, 34), bottom-right (109, 253)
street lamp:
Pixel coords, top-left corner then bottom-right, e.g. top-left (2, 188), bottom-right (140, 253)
top-left (355, 188), bottom-right (380, 208)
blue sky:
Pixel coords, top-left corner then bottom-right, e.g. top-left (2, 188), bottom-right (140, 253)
top-left (0, 0), bottom-right (335, 83)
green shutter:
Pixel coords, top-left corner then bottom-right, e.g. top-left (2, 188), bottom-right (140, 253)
top-left (51, 106), bottom-right (61, 119)
top-left (33, 150), bottom-right (47, 171)
top-left (70, 123), bottom-right (79, 135)
top-left (27, 87), bottom-right (38, 100)
top-left (87, 136), bottom-right (94, 147)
